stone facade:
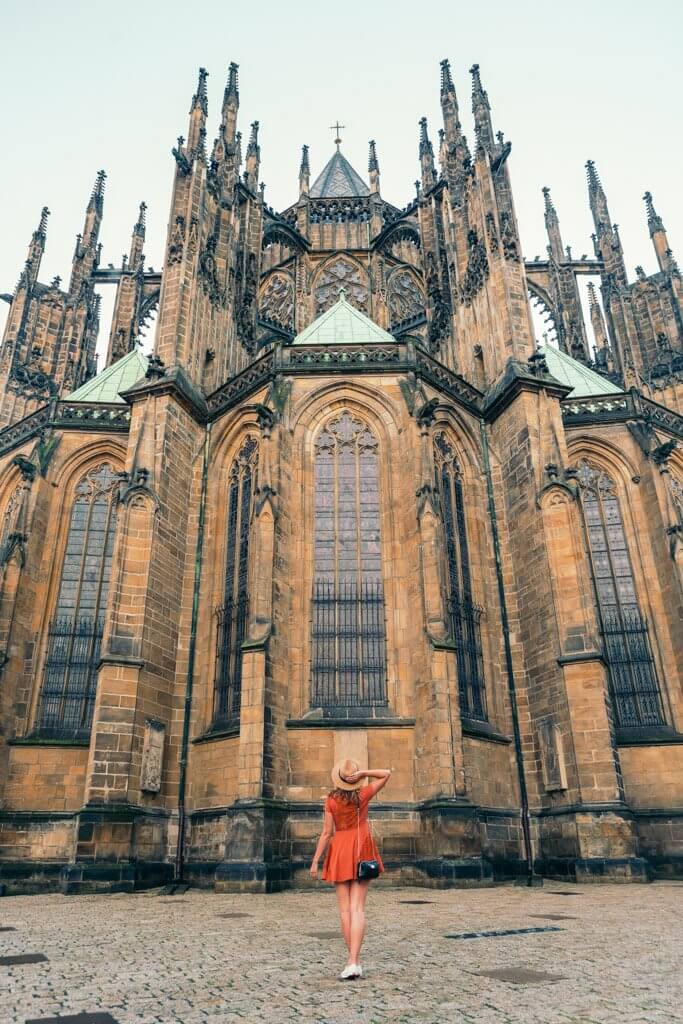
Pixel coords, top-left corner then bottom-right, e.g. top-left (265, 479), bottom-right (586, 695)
top-left (0, 59), bottom-right (681, 895)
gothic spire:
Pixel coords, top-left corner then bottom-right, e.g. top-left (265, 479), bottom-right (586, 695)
top-left (187, 67), bottom-right (208, 154)
top-left (368, 139), bottom-right (380, 193)
top-left (299, 144), bottom-right (310, 196)
top-left (587, 280), bottom-right (611, 359)
top-left (129, 201), bottom-right (147, 267)
top-left (419, 117), bottom-right (436, 191)
top-left (469, 63), bottom-right (494, 153)
top-left (20, 206), bottom-right (50, 291)
top-left (439, 58), bottom-right (460, 144)
top-left (643, 191), bottom-right (664, 236)
top-left (542, 186), bottom-right (564, 263)
top-left (220, 61), bottom-right (239, 144)
top-left (245, 120), bottom-right (261, 191)
top-left (87, 169), bottom-right (107, 215)
top-left (643, 190), bottom-right (677, 274)
top-left (585, 159), bottom-right (611, 228)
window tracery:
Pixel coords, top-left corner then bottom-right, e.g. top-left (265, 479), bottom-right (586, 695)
top-left (387, 270), bottom-right (425, 326)
top-left (311, 411), bottom-right (387, 708)
top-left (314, 259), bottom-right (368, 315)
top-left (576, 459), bottom-right (665, 728)
top-left (36, 463), bottom-right (119, 739)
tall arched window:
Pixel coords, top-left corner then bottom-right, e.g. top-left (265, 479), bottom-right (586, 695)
top-left (213, 436), bottom-right (258, 727)
top-left (311, 411), bottom-right (387, 709)
top-left (434, 434), bottom-right (487, 722)
top-left (36, 463), bottom-right (119, 739)
top-left (576, 460), bottom-right (665, 728)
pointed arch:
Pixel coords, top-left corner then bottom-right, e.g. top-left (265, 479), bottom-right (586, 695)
top-left (312, 254), bottom-right (369, 315)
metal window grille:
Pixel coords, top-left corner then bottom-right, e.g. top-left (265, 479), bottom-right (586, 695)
top-left (214, 593), bottom-right (249, 725)
top-left (212, 437), bottom-right (257, 727)
top-left (34, 464), bottom-right (117, 740)
top-left (577, 460), bottom-right (665, 729)
top-left (36, 615), bottom-right (104, 740)
top-left (436, 434), bottom-right (488, 722)
top-left (449, 596), bottom-right (487, 722)
top-left (601, 607), bottom-right (664, 728)
top-left (311, 412), bottom-right (388, 708)
top-left (311, 579), bottom-right (387, 707)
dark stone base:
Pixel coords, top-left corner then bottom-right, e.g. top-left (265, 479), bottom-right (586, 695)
top-left (60, 860), bottom-right (173, 895)
top-left (412, 856), bottom-right (495, 887)
top-left (536, 855), bottom-right (652, 883)
top-left (214, 859), bottom-right (293, 893)
top-left (644, 855), bottom-right (683, 879)
top-left (0, 860), bottom-right (65, 895)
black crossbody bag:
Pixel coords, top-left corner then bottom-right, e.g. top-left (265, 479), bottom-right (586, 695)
top-left (356, 800), bottom-right (380, 881)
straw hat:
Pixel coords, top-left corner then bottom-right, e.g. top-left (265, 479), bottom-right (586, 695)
top-left (331, 758), bottom-right (366, 791)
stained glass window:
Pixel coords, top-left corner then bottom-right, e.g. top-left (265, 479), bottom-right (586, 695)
top-left (434, 434), bottom-right (487, 722)
top-left (311, 411), bottom-right (387, 708)
top-left (576, 460), bottom-right (664, 728)
top-left (35, 463), bottom-right (119, 739)
top-left (213, 436), bottom-right (258, 726)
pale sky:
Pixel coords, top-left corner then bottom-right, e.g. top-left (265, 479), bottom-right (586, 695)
top-left (1, 0), bottom-right (681, 363)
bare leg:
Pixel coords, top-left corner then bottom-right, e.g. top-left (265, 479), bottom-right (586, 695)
top-left (334, 882), bottom-right (352, 956)
top-left (348, 879), bottom-right (370, 966)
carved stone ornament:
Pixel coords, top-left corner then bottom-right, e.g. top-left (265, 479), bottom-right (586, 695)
top-left (388, 269), bottom-right (425, 326)
top-left (259, 273), bottom-right (295, 332)
top-left (314, 258), bottom-right (368, 315)
top-left (459, 228), bottom-right (490, 307)
top-left (140, 718), bottom-right (165, 793)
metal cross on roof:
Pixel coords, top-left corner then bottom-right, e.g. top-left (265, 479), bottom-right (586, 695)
top-left (329, 121), bottom-right (345, 149)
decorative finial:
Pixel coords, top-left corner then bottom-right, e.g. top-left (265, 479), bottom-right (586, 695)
top-left (134, 201), bottom-right (147, 236)
top-left (191, 67), bottom-right (209, 115)
top-left (440, 58), bottom-right (455, 95)
top-left (338, 287), bottom-right (347, 301)
top-left (247, 121), bottom-right (260, 152)
top-left (299, 143), bottom-right (310, 174)
top-left (419, 117), bottom-right (433, 157)
top-left (643, 190), bottom-right (664, 235)
top-left (368, 139), bottom-right (379, 172)
top-left (585, 159), bottom-right (602, 193)
top-left (225, 61), bottom-right (239, 102)
top-left (329, 120), bottom-right (345, 149)
top-left (542, 186), bottom-right (554, 213)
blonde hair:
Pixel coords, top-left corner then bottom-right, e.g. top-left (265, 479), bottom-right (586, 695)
top-left (329, 787), bottom-right (361, 806)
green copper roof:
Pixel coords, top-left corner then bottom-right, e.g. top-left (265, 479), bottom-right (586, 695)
top-left (67, 349), bottom-right (149, 404)
top-left (541, 344), bottom-right (622, 398)
top-left (309, 149), bottom-right (370, 198)
top-left (294, 290), bottom-right (395, 346)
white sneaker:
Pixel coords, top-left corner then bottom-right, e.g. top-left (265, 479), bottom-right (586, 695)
top-left (339, 964), bottom-right (361, 980)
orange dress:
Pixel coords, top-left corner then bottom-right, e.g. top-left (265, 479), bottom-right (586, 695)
top-left (321, 785), bottom-right (384, 884)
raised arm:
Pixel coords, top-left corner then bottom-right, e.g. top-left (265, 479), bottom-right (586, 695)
top-left (345, 767), bottom-right (391, 798)
top-left (310, 807), bottom-right (335, 878)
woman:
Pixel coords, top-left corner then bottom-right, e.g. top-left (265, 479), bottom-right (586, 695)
top-left (310, 759), bottom-right (391, 980)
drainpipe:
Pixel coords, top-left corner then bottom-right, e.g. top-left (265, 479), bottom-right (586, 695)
top-left (479, 419), bottom-right (537, 884)
top-left (174, 422), bottom-right (211, 882)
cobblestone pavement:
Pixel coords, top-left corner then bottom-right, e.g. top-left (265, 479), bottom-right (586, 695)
top-left (1, 881), bottom-right (682, 1024)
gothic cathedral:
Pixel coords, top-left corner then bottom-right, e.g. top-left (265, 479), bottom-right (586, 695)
top-left (0, 60), bottom-right (681, 894)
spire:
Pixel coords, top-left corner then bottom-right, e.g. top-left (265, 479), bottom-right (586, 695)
top-left (585, 159), bottom-right (612, 228)
top-left (643, 190), bottom-right (676, 274)
top-left (299, 144), bottom-right (310, 196)
top-left (643, 190), bottom-right (664, 236)
top-left (439, 58), bottom-right (460, 144)
top-left (542, 186), bottom-right (564, 263)
top-left (368, 139), bottom-right (380, 194)
top-left (419, 117), bottom-right (436, 191)
top-left (87, 169), bottom-right (106, 214)
top-left (129, 201), bottom-right (147, 267)
top-left (469, 63), bottom-right (494, 153)
top-left (220, 61), bottom-right (239, 144)
top-left (587, 281), bottom-right (610, 358)
top-left (21, 206), bottom-right (50, 290)
top-left (187, 67), bottom-right (208, 154)
top-left (245, 120), bottom-right (261, 191)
